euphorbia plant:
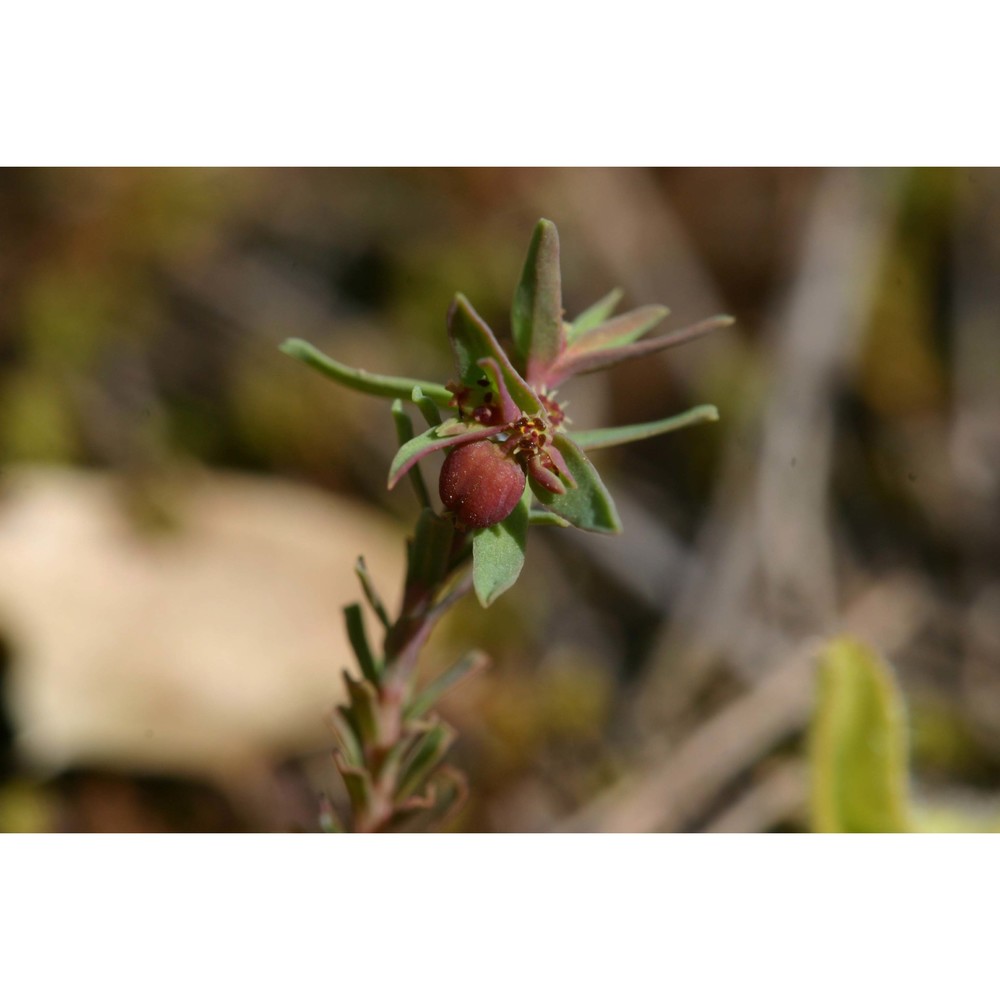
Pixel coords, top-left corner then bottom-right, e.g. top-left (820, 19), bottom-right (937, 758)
top-left (282, 219), bottom-right (730, 832)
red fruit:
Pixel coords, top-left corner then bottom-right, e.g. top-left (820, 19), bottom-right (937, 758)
top-left (439, 440), bottom-right (526, 529)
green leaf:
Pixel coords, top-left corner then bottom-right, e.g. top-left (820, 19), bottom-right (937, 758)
top-left (390, 399), bottom-right (431, 507)
top-left (565, 305), bottom-right (669, 355)
top-left (448, 294), bottom-right (543, 416)
top-left (336, 759), bottom-right (374, 816)
top-left (387, 419), bottom-right (496, 490)
top-left (568, 288), bottom-right (624, 341)
top-left (416, 766), bottom-right (468, 830)
top-left (330, 705), bottom-right (364, 767)
top-left (572, 404), bottom-right (719, 451)
top-left (546, 314), bottom-right (734, 387)
top-left (810, 637), bottom-right (912, 833)
top-left (383, 764), bottom-right (468, 832)
top-left (391, 396), bottom-right (415, 443)
top-left (411, 385), bottom-right (441, 427)
top-left (343, 603), bottom-right (381, 684)
top-left (394, 721), bottom-right (456, 803)
top-left (280, 338), bottom-right (452, 404)
top-left (354, 556), bottom-right (391, 631)
top-left (511, 218), bottom-right (564, 379)
top-left (472, 484), bottom-right (530, 607)
top-left (343, 673), bottom-right (381, 751)
top-left (407, 508), bottom-right (455, 592)
top-left (529, 433), bottom-right (621, 534)
top-left (528, 509), bottom-right (570, 527)
top-left (405, 650), bottom-right (491, 722)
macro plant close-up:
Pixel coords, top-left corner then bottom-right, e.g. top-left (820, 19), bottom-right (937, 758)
top-left (280, 219), bottom-right (729, 831)
top-left (1, 167), bottom-right (999, 837)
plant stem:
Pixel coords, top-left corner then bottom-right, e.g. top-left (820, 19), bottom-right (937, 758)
top-left (338, 540), bottom-right (473, 832)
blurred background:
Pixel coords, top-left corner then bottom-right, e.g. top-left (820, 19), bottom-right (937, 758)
top-left (0, 167), bottom-right (997, 832)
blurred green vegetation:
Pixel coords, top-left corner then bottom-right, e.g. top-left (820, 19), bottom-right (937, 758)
top-left (810, 638), bottom-right (911, 833)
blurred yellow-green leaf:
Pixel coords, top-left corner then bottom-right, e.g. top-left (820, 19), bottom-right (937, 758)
top-left (809, 637), bottom-right (911, 833)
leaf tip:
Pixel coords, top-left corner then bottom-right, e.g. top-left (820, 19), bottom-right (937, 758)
top-left (279, 338), bottom-right (307, 358)
top-left (473, 582), bottom-right (497, 609)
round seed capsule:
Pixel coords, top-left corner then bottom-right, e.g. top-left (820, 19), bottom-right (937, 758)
top-left (439, 440), bottom-right (526, 529)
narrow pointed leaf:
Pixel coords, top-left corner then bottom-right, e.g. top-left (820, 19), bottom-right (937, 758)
top-left (387, 420), bottom-right (497, 490)
top-left (568, 287), bottom-right (624, 340)
top-left (564, 305), bottom-right (669, 355)
top-left (343, 673), bottom-right (381, 750)
top-left (810, 637), bottom-right (911, 833)
top-left (335, 756), bottom-right (374, 815)
top-left (280, 338), bottom-right (452, 404)
top-left (395, 721), bottom-right (456, 803)
top-left (546, 315), bottom-right (734, 386)
top-left (355, 556), bottom-right (391, 631)
top-left (343, 603), bottom-right (380, 683)
top-left (330, 705), bottom-right (364, 766)
top-left (448, 294), bottom-right (543, 416)
top-left (411, 385), bottom-right (441, 427)
top-left (391, 399), bottom-right (431, 507)
top-left (408, 508), bottom-right (455, 592)
top-left (384, 765), bottom-right (468, 832)
top-left (419, 766), bottom-right (468, 830)
top-left (472, 484), bottom-right (530, 607)
top-left (572, 404), bottom-right (719, 451)
top-left (390, 397), bottom-right (415, 444)
top-left (528, 509), bottom-right (570, 527)
top-left (529, 433), bottom-right (621, 533)
top-left (405, 650), bottom-right (491, 722)
top-left (511, 218), bottom-right (564, 380)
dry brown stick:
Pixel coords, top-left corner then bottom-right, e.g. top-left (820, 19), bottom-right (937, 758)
top-left (633, 169), bottom-right (901, 741)
top-left (703, 760), bottom-right (807, 834)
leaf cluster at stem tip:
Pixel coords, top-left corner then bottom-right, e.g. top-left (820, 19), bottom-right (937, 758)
top-left (281, 218), bottom-right (729, 607)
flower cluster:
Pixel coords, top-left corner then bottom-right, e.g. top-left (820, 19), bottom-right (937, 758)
top-left (387, 221), bottom-right (729, 536)
top-left (283, 219), bottom-right (730, 606)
